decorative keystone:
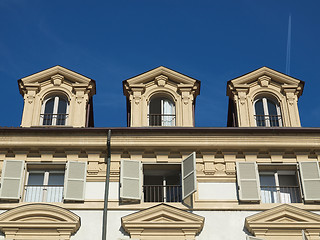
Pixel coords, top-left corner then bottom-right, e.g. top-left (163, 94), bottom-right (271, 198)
top-left (155, 75), bottom-right (168, 87)
top-left (51, 74), bottom-right (64, 86)
top-left (258, 75), bottom-right (271, 87)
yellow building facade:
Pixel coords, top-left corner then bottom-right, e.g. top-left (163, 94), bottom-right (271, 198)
top-left (0, 66), bottom-right (319, 240)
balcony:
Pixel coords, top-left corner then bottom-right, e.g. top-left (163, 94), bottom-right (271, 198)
top-left (143, 185), bottom-right (182, 202)
top-left (24, 185), bottom-right (64, 202)
top-left (40, 113), bottom-right (68, 126)
top-left (255, 115), bottom-right (282, 127)
top-left (148, 114), bottom-right (175, 126)
top-left (260, 186), bottom-right (301, 203)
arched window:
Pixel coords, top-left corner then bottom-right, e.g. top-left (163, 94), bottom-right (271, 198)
top-left (148, 96), bottom-right (175, 126)
top-left (41, 95), bottom-right (69, 125)
top-left (254, 97), bottom-right (282, 127)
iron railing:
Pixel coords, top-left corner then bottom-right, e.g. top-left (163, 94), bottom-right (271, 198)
top-left (143, 185), bottom-right (182, 202)
top-left (260, 186), bottom-right (301, 203)
top-left (24, 185), bottom-right (64, 202)
top-left (254, 115), bottom-right (282, 127)
top-left (148, 114), bottom-right (175, 126)
top-left (40, 113), bottom-right (68, 125)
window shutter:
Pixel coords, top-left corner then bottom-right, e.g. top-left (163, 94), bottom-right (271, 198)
top-left (120, 159), bottom-right (142, 200)
top-left (64, 161), bottom-right (87, 201)
top-left (182, 152), bottom-right (197, 200)
top-left (299, 161), bottom-right (320, 202)
top-left (236, 162), bottom-right (260, 202)
top-left (246, 236), bottom-right (264, 240)
top-left (0, 160), bottom-right (25, 200)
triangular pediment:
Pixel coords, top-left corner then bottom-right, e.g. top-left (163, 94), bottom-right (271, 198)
top-left (19, 65), bottom-right (94, 85)
top-left (121, 204), bottom-right (204, 238)
top-left (122, 203), bottom-right (204, 223)
top-left (123, 66), bottom-right (200, 86)
top-left (245, 204), bottom-right (320, 234)
top-left (229, 66), bottom-right (303, 87)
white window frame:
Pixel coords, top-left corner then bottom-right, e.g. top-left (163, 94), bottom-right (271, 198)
top-left (24, 170), bottom-right (64, 202)
top-left (259, 170), bottom-right (301, 204)
top-left (148, 96), bottom-right (175, 126)
top-left (254, 97), bottom-right (282, 127)
top-left (40, 95), bottom-right (69, 125)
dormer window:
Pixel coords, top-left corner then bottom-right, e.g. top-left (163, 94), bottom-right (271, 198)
top-left (148, 96), bottom-right (175, 126)
top-left (254, 97), bottom-right (282, 127)
top-left (40, 95), bottom-right (69, 126)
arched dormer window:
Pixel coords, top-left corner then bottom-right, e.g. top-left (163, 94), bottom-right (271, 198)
top-left (40, 95), bottom-right (69, 125)
top-left (148, 96), bottom-right (175, 126)
top-left (254, 97), bottom-right (282, 127)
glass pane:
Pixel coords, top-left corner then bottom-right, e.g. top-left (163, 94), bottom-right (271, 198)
top-left (48, 173), bottom-right (64, 186)
top-left (279, 174), bottom-right (298, 186)
top-left (255, 99), bottom-right (265, 126)
top-left (28, 173), bottom-right (44, 185)
top-left (259, 175), bottom-right (276, 186)
top-left (56, 98), bottom-right (67, 125)
top-left (149, 97), bottom-right (161, 114)
top-left (260, 174), bottom-right (277, 203)
top-left (267, 100), bottom-right (278, 116)
top-left (57, 98), bottom-right (67, 114)
top-left (255, 99), bottom-right (264, 115)
top-left (44, 98), bottom-right (54, 114)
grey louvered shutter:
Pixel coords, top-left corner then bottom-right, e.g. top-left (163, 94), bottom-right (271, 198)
top-left (182, 152), bottom-right (197, 200)
top-left (236, 162), bottom-right (260, 202)
top-left (120, 160), bottom-right (142, 200)
top-left (299, 161), bottom-right (320, 202)
top-left (0, 160), bottom-right (25, 200)
top-left (246, 236), bottom-right (264, 240)
top-left (64, 161), bottom-right (87, 201)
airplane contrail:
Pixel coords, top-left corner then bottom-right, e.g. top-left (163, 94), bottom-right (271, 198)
top-left (286, 15), bottom-right (292, 75)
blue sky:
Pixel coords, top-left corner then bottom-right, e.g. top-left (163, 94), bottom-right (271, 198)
top-left (0, 0), bottom-right (319, 127)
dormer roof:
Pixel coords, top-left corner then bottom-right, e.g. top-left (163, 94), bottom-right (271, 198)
top-left (18, 65), bottom-right (96, 96)
top-left (124, 66), bottom-right (200, 85)
top-left (123, 66), bottom-right (200, 97)
top-left (227, 66), bottom-right (304, 97)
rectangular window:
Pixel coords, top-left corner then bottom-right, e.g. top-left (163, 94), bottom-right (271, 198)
top-left (236, 162), bottom-right (320, 203)
top-left (120, 152), bottom-right (196, 202)
top-left (24, 170), bottom-right (64, 202)
top-left (143, 164), bottom-right (182, 202)
top-left (259, 170), bottom-right (301, 203)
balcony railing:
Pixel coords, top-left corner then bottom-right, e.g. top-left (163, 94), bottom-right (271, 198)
top-left (148, 114), bottom-right (176, 126)
top-left (260, 186), bottom-right (301, 203)
top-left (24, 185), bottom-right (64, 202)
top-left (40, 113), bottom-right (68, 125)
top-left (255, 115), bottom-right (282, 127)
top-left (143, 185), bottom-right (182, 202)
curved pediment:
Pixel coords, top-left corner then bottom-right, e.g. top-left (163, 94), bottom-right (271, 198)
top-left (0, 203), bottom-right (80, 239)
top-left (122, 203), bottom-right (204, 240)
top-left (245, 204), bottom-right (320, 238)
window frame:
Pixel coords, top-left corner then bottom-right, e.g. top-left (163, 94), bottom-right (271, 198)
top-left (148, 95), bottom-right (176, 126)
top-left (24, 169), bottom-right (65, 203)
top-left (253, 97), bottom-right (282, 127)
top-left (40, 95), bottom-right (69, 126)
top-left (143, 163), bottom-right (182, 203)
top-left (259, 169), bottom-right (302, 204)
top-left (120, 152), bottom-right (196, 203)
